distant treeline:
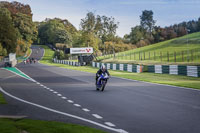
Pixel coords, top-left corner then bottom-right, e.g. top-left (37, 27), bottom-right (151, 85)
top-left (0, 1), bottom-right (200, 58)
top-left (124, 10), bottom-right (200, 47)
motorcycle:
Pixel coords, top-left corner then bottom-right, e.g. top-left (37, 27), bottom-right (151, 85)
top-left (96, 73), bottom-right (109, 91)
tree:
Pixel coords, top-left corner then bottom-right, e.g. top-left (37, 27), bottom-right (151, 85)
top-left (0, 43), bottom-right (3, 55)
top-left (79, 12), bottom-right (119, 53)
top-left (80, 12), bottom-right (96, 33)
top-left (13, 12), bottom-right (37, 47)
top-left (0, 8), bottom-right (18, 53)
top-left (2, 48), bottom-right (7, 56)
top-left (38, 19), bottom-right (71, 46)
top-left (140, 10), bottom-right (156, 36)
top-left (129, 26), bottom-right (144, 44)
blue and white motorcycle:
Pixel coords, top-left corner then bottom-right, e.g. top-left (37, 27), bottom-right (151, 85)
top-left (96, 73), bottom-right (109, 91)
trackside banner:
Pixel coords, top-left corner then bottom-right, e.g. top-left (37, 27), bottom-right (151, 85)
top-left (70, 47), bottom-right (93, 54)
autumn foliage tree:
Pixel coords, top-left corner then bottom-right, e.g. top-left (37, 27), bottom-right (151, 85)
top-left (0, 8), bottom-right (18, 54)
top-left (0, 1), bottom-right (37, 56)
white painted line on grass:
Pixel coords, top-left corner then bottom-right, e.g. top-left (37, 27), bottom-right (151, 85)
top-left (105, 122), bottom-right (116, 127)
top-left (67, 100), bottom-right (74, 103)
top-left (0, 87), bottom-right (128, 133)
top-left (92, 114), bottom-right (103, 119)
top-left (74, 104), bottom-right (81, 107)
top-left (61, 97), bottom-right (67, 99)
top-left (82, 108), bottom-right (90, 112)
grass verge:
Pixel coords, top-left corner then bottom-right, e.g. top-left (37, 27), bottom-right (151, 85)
top-left (0, 93), bottom-right (6, 104)
top-left (97, 32), bottom-right (200, 65)
top-left (0, 118), bottom-right (106, 133)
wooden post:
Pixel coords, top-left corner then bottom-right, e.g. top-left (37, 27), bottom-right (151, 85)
top-left (160, 51), bottom-right (162, 61)
top-left (182, 51), bottom-right (184, 62)
top-left (167, 51), bottom-right (169, 62)
top-left (134, 52), bottom-right (135, 60)
top-left (149, 52), bottom-right (150, 60)
top-left (174, 51), bottom-right (176, 62)
top-left (139, 52), bottom-right (140, 60)
top-left (191, 50), bottom-right (193, 61)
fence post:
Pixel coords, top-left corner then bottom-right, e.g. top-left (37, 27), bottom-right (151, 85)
top-left (174, 51), bottom-right (176, 62)
top-left (149, 52), bottom-right (150, 60)
top-left (134, 52), bottom-right (135, 60)
top-left (160, 51), bottom-right (162, 61)
top-left (139, 52), bottom-right (141, 60)
top-left (191, 50), bottom-right (193, 62)
top-left (167, 51), bottom-right (169, 62)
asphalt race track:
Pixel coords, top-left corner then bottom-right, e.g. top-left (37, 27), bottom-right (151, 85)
top-left (0, 46), bottom-right (200, 133)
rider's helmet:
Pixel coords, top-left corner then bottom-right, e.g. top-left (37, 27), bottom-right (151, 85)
top-left (101, 65), bottom-right (106, 72)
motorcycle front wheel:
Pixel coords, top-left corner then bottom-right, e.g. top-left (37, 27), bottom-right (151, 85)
top-left (101, 81), bottom-right (106, 91)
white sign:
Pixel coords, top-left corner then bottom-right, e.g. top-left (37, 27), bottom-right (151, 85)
top-left (9, 53), bottom-right (16, 61)
top-left (70, 47), bottom-right (93, 54)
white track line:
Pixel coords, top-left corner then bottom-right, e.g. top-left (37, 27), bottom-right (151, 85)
top-left (61, 97), bottom-right (67, 99)
top-left (105, 122), bottom-right (116, 127)
top-left (0, 87), bottom-right (128, 133)
top-left (74, 104), bottom-right (81, 107)
top-left (57, 94), bottom-right (62, 96)
top-left (82, 108), bottom-right (90, 112)
top-left (2, 68), bottom-right (30, 81)
top-left (15, 68), bottom-right (35, 82)
top-left (53, 91), bottom-right (58, 94)
top-left (92, 114), bottom-right (103, 119)
top-left (67, 100), bottom-right (74, 103)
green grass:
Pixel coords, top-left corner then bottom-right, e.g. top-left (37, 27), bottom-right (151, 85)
top-left (98, 32), bottom-right (200, 65)
top-left (0, 118), bottom-right (106, 133)
top-left (0, 93), bottom-right (6, 104)
top-left (17, 48), bottom-right (32, 63)
top-left (39, 45), bottom-right (200, 89)
top-left (38, 45), bottom-right (55, 64)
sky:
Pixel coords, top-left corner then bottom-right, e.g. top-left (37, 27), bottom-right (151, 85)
top-left (3, 0), bottom-right (200, 37)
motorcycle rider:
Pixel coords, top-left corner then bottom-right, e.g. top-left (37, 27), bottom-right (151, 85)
top-left (96, 64), bottom-right (110, 85)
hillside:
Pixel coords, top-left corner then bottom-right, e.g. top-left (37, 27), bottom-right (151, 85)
top-left (99, 32), bottom-right (200, 65)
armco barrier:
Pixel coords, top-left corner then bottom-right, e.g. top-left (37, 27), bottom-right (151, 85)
top-left (92, 62), bottom-right (141, 73)
top-left (148, 64), bottom-right (200, 77)
top-left (92, 62), bottom-right (200, 77)
top-left (53, 58), bottom-right (80, 66)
